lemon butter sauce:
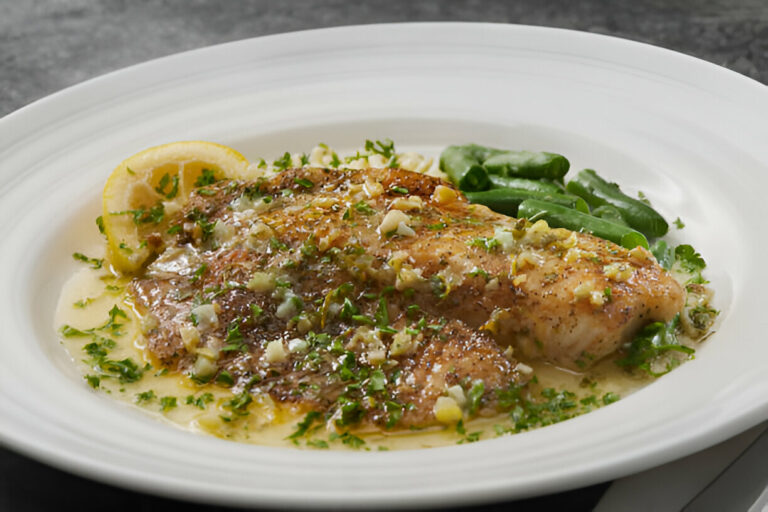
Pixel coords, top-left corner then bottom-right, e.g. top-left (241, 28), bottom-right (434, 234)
top-left (56, 262), bottom-right (648, 451)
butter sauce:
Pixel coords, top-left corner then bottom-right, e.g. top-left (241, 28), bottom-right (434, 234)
top-left (56, 265), bottom-right (649, 451)
top-left (54, 142), bottom-right (714, 450)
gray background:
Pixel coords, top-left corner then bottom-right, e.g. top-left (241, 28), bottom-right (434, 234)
top-left (1, 1), bottom-right (766, 511)
top-left (3, 0), bottom-right (768, 118)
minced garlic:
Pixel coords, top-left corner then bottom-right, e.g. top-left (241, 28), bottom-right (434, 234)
top-left (191, 304), bottom-right (218, 332)
top-left (179, 325), bottom-right (200, 351)
top-left (433, 396), bottom-right (463, 423)
top-left (247, 271), bottom-right (276, 292)
top-left (446, 385), bottom-right (467, 408)
top-left (432, 185), bottom-right (458, 205)
top-left (389, 329), bottom-right (416, 356)
top-left (379, 210), bottom-right (411, 235)
top-left (390, 195), bottom-right (423, 212)
top-left (573, 282), bottom-right (595, 301)
top-left (603, 263), bottom-right (633, 282)
top-left (363, 179), bottom-right (384, 198)
top-left (265, 340), bottom-right (287, 363)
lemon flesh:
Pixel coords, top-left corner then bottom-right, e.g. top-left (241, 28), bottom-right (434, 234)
top-left (102, 141), bottom-right (250, 274)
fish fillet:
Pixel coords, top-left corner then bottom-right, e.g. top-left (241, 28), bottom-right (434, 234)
top-left (131, 167), bottom-right (683, 429)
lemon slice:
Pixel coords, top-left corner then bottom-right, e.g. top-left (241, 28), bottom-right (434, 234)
top-left (102, 141), bottom-right (250, 273)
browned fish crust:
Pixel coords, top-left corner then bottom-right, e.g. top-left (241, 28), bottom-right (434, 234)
top-left (130, 167), bottom-right (683, 431)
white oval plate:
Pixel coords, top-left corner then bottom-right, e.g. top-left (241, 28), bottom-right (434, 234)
top-left (1, 23), bottom-right (767, 509)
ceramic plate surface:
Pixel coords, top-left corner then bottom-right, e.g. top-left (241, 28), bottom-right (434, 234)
top-left (1, 23), bottom-right (767, 509)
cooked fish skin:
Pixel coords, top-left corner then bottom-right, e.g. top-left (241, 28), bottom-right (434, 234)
top-left (131, 166), bottom-right (682, 429)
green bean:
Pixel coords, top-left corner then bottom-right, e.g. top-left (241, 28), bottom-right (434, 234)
top-left (591, 205), bottom-right (628, 226)
top-left (462, 143), bottom-right (506, 162)
top-left (465, 188), bottom-right (589, 217)
top-left (517, 199), bottom-right (649, 249)
top-left (566, 169), bottom-right (668, 238)
top-left (489, 175), bottom-right (564, 194)
top-left (439, 144), bottom-right (499, 191)
top-left (483, 151), bottom-right (570, 181)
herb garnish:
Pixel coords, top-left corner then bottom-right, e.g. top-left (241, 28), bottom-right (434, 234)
top-left (155, 173), bottom-right (179, 199)
top-left (674, 244), bottom-right (708, 284)
top-left (112, 202), bottom-right (165, 225)
top-left (72, 252), bottom-right (104, 270)
top-left (194, 169), bottom-right (218, 187)
top-left (273, 152), bottom-right (292, 171)
top-left (186, 393), bottom-right (214, 410)
top-left (294, 177), bottom-right (314, 189)
top-left (364, 139), bottom-right (399, 168)
top-left (616, 314), bottom-right (693, 376)
top-left (468, 236), bottom-right (500, 252)
top-left (288, 411), bottom-right (322, 439)
top-left (160, 396), bottom-right (178, 411)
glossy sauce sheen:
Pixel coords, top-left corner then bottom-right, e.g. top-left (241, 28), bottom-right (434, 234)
top-left (56, 167), bottom-right (688, 450)
top-left (57, 267), bottom-right (648, 449)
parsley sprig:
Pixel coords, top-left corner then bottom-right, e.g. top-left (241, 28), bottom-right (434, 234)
top-left (616, 314), bottom-right (694, 376)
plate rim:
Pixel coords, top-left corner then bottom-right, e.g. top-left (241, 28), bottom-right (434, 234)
top-left (1, 22), bottom-right (767, 508)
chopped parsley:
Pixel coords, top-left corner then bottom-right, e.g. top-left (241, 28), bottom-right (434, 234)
top-left (61, 307), bottom-right (145, 385)
top-left (385, 401), bottom-right (404, 429)
top-left (616, 314), bottom-right (694, 376)
top-left (466, 380), bottom-right (485, 415)
top-left (190, 263), bottom-right (207, 283)
top-left (353, 200), bottom-right (375, 215)
top-left (674, 244), bottom-right (708, 284)
top-left (272, 152), bottom-right (292, 171)
top-left (329, 431), bottom-right (366, 449)
top-left (221, 319), bottom-right (247, 353)
top-left (270, 237), bottom-right (289, 251)
top-left (250, 304), bottom-right (263, 321)
top-left (294, 177), bottom-right (314, 189)
top-left (364, 139), bottom-right (399, 168)
top-left (73, 297), bottom-right (95, 309)
top-left (135, 390), bottom-right (156, 403)
top-left (468, 267), bottom-right (489, 280)
top-left (194, 169), bottom-right (218, 187)
top-left (186, 208), bottom-right (216, 242)
top-left (98, 357), bottom-right (144, 384)
top-left (155, 173), bottom-right (179, 199)
top-left (367, 369), bottom-right (387, 393)
top-left (496, 385), bottom-right (597, 433)
top-left (95, 215), bottom-right (105, 234)
top-left (185, 393), bottom-right (214, 410)
top-left (112, 202), bottom-right (165, 225)
top-left (216, 371), bottom-right (235, 386)
top-left (288, 410), bottom-right (321, 439)
top-left (468, 236), bottom-right (500, 252)
top-left (221, 391), bottom-right (253, 421)
top-left (160, 396), bottom-right (178, 411)
top-left (72, 252), bottom-right (103, 270)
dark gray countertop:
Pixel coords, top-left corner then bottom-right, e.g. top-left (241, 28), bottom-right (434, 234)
top-left (1, 1), bottom-right (766, 511)
top-left (3, 0), bottom-right (768, 118)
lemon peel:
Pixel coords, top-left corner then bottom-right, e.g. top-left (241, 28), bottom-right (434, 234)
top-left (102, 141), bottom-right (249, 273)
